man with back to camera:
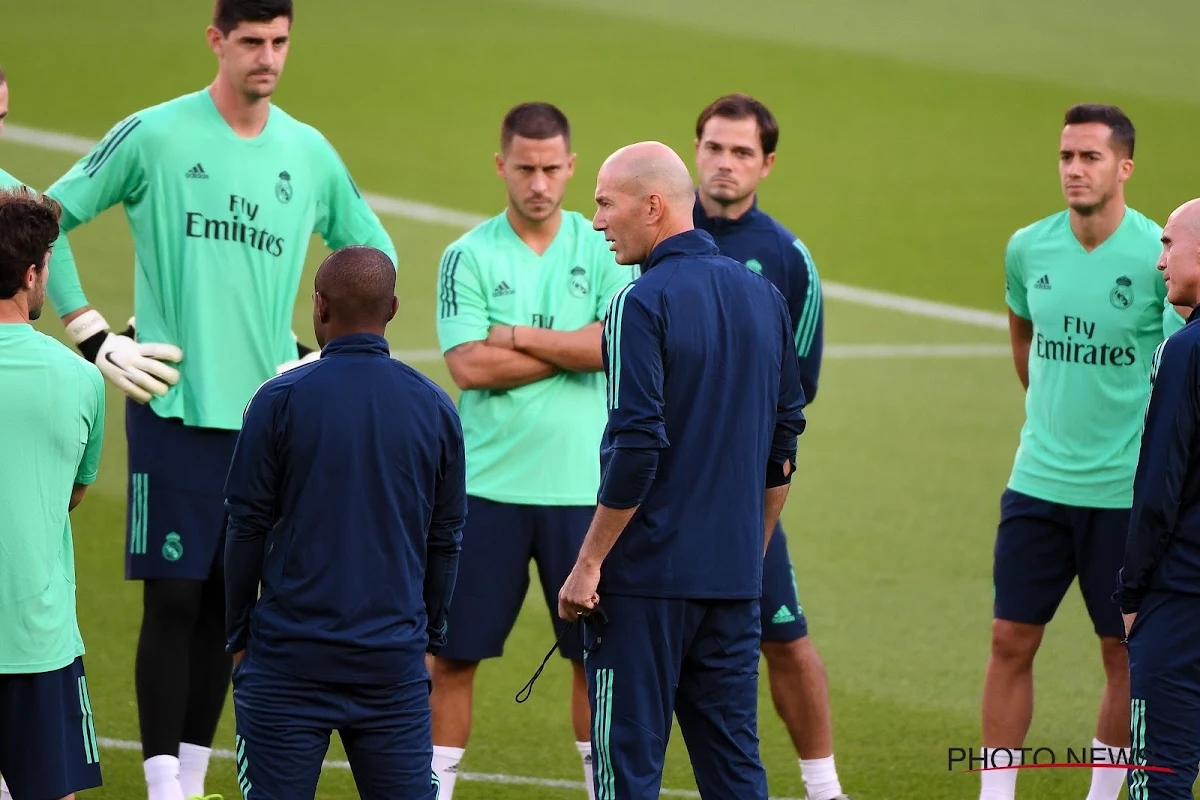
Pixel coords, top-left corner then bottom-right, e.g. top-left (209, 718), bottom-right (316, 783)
top-left (223, 245), bottom-right (465, 800)
top-left (39, 3), bottom-right (396, 798)
top-left (1117, 197), bottom-right (1200, 800)
top-left (431, 101), bottom-right (634, 799)
top-left (690, 92), bottom-right (852, 800)
top-left (0, 186), bottom-right (106, 800)
top-left (982, 103), bottom-right (1189, 800)
top-left (558, 140), bottom-right (808, 799)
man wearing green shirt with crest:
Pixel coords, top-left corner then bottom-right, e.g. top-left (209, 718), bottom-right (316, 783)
top-left (0, 185), bottom-right (106, 800)
top-left (430, 102), bottom-right (634, 800)
top-left (38, 3), bottom-right (396, 799)
top-left (980, 103), bottom-right (1189, 800)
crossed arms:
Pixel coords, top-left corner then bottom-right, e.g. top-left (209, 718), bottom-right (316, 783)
top-left (443, 322), bottom-right (604, 391)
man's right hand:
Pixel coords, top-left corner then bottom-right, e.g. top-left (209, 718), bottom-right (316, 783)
top-left (65, 310), bottom-right (183, 403)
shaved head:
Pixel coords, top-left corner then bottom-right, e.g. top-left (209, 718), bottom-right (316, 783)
top-left (592, 141), bottom-right (696, 265)
top-left (312, 245), bottom-right (398, 347)
top-left (599, 142), bottom-right (695, 206)
top-left (1159, 198), bottom-right (1200, 308)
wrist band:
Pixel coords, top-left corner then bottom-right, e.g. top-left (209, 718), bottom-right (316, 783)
top-left (65, 309), bottom-right (109, 345)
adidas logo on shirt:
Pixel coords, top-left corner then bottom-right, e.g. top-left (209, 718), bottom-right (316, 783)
top-left (185, 163), bottom-right (209, 179)
top-left (772, 605), bottom-right (796, 624)
top-left (492, 281), bottom-right (515, 297)
top-left (1034, 274), bottom-right (1051, 290)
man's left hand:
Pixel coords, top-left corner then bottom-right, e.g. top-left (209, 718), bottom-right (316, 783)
top-left (487, 325), bottom-right (516, 350)
top-left (232, 650), bottom-right (245, 668)
top-left (1123, 612), bottom-right (1137, 639)
top-left (558, 561), bottom-right (601, 622)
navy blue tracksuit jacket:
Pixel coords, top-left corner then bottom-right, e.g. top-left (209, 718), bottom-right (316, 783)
top-left (596, 229), bottom-right (808, 600)
top-left (694, 195), bottom-right (824, 405)
top-left (1116, 306), bottom-right (1200, 614)
top-left (1114, 306), bottom-right (1200, 797)
top-left (224, 333), bottom-right (466, 686)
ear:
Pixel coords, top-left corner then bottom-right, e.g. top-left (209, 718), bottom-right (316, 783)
top-left (760, 152), bottom-right (776, 179)
top-left (387, 295), bottom-right (399, 323)
top-left (645, 192), bottom-right (663, 225)
top-left (314, 291), bottom-right (329, 322)
top-left (206, 25), bottom-right (224, 56)
top-left (565, 152), bottom-right (576, 179)
top-left (494, 152), bottom-right (505, 179)
top-left (23, 262), bottom-right (39, 290)
top-left (1120, 157), bottom-right (1135, 181)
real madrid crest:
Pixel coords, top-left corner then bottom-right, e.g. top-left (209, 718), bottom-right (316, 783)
top-left (1110, 275), bottom-right (1133, 309)
top-left (275, 170), bottom-right (293, 204)
top-left (568, 265), bottom-right (589, 298)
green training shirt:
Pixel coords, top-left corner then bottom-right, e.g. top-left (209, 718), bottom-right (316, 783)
top-left (436, 210), bottom-right (635, 505)
top-left (0, 324), bottom-right (105, 674)
top-left (44, 88), bottom-right (397, 431)
top-left (1004, 206), bottom-right (1186, 508)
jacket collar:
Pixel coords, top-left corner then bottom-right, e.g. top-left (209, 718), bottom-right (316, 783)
top-left (692, 191), bottom-right (762, 233)
top-left (640, 229), bottom-right (721, 273)
top-left (320, 332), bottom-right (391, 357)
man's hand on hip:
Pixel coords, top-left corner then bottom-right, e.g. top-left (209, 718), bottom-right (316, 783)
top-left (66, 311), bottom-right (183, 403)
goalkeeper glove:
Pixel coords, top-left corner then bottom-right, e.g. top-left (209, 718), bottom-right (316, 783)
top-left (65, 310), bottom-right (183, 404)
top-left (275, 331), bottom-right (321, 374)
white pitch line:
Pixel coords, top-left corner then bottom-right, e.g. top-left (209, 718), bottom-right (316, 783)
top-left (390, 343), bottom-right (1008, 364)
top-left (96, 736), bottom-right (804, 799)
top-left (825, 343), bottom-right (1010, 358)
top-left (5, 123), bottom-right (1010, 331)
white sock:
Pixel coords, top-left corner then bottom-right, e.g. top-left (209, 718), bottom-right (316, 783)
top-left (1085, 738), bottom-right (1130, 800)
top-left (1, 775), bottom-right (12, 800)
top-left (799, 755), bottom-right (843, 800)
top-left (144, 754), bottom-right (187, 800)
top-left (577, 741), bottom-right (596, 800)
top-left (432, 745), bottom-right (464, 800)
top-left (979, 747), bottom-right (1022, 800)
top-left (178, 743), bottom-right (212, 798)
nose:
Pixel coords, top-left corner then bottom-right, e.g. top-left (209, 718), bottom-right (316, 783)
top-left (531, 170), bottom-right (548, 194)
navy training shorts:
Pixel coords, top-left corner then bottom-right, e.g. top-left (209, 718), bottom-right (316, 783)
top-left (125, 398), bottom-right (239, 582)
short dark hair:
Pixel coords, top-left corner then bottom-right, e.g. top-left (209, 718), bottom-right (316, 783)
top-left (696, 93), bottom-right (780, 156)
top-left (501, 102), bottom-right (571, 152)
top-left (1063, 103), bottom-right (1136, 158)
top-left (212, 0), bottom-right (294, 35)
top-left (0, 186), bottom-right (61, 300)
top-left (315, 245), bottom-right (397, 324)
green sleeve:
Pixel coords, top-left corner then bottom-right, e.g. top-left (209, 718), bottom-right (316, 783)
top-left (593, 243), bottom-right (636, 321)
top-left (45, 232), bottom-right (87, 317)
top-left (45, 113), bottom-right (148, 316)
top-left (435, 244), bottom-right (490, 353)
top-left (74, 362), bottom-right (106, 486)
top-left (313, 137), bottom-right (398, 269)
top-left (0, 166), bottom-right (89, 315)
top-left (1004, 235), bottom-right (1030, 319)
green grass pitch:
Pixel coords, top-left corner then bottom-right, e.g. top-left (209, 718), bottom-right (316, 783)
top-left (3, 0), bottom-right (1200, 797)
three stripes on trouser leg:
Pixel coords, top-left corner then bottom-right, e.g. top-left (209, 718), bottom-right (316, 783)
top-left (592, 668), bottom-right (615, 799)
top-left (78, 675), bottom-right (99, 765)
top-left (1128, 697), bottom-right (1147, 799)
top-left (129, 472), bottom-right (149, 555)
top-left (235, 734), bottom-right (253, 799)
